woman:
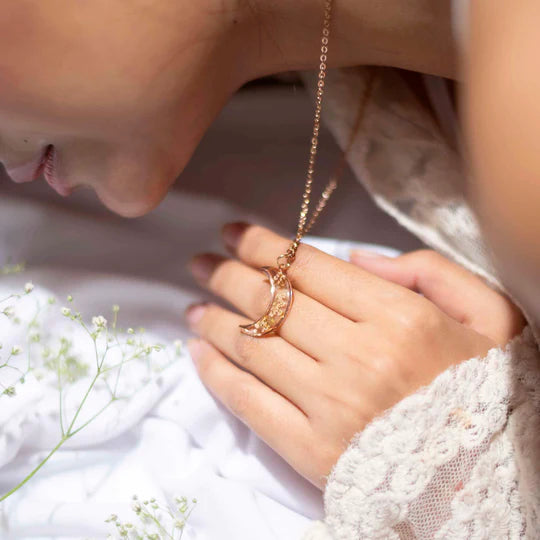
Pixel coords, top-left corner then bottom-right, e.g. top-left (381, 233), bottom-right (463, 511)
top-left (1, 1), bottom-right (538, 538)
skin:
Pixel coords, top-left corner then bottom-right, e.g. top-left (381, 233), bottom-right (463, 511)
top-left (186, 224), bottom-right (523, 489)
top-left (464, 0), bottom-right (540, 323)
top-left (188, 1), bottom-right (540, 488)
top-left (0, 0), bottom-right (456, 216)
top-left (0, 0), bottom-right (535, 489)
top-left (0, 0), bottom-right (241, 216)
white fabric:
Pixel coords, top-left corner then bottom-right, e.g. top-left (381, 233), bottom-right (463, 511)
top-left (0, 193), bottom-right (309, 539)
top-left (2, 63), bottom-right (539, 540)
top-left (0, 188), bottom-right (398, 539)
top-left (301, 67), bottom-right (540, 539)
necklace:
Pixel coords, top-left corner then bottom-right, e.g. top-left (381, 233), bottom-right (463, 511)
top-left (240, 0), bottom-right (375, 337)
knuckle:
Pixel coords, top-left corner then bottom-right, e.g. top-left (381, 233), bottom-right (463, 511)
top-left (363, 348), bottom-right (411, 397)
top-left (372, 351), bottom-right (401, 379)
top-left (396, 297), bottom-right (441, 332)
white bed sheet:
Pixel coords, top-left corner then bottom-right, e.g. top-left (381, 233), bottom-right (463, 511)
top-left (0, 190), bottom-right (398, 540)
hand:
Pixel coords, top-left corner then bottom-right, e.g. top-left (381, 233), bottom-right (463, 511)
top-left (185, 224), bottom-right (525, 490)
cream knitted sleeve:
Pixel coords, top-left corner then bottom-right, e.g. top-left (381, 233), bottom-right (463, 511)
top-left (303, 327), bottom-right (540, 539)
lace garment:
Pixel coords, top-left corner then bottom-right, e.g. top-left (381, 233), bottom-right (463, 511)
top-left (305, 328), bottom-right (540, 539)
top-left (301, 67), bottom-right (540, 539)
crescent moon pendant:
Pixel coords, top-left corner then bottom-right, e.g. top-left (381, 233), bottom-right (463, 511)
top-left (239, 267), bottom-right (293, 337)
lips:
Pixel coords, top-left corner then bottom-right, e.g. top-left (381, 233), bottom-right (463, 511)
top-left (41, 146), bottom-right (72, 197)
top-left (4, 145), bottom-right (72, 197)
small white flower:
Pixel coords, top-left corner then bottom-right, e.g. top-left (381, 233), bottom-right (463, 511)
top-left (11, 345), bottom-right (22, 356)
top-left (24, 282), bottom-right (34, 294)
top-left (61, 307), bottom-right (71, 316)
top-left (112, 304), bottom-right (120, 313)
top-left (127, 327), bottom-right (135, 335)
top-left (92, 315), bottom-right (107, 330)
top-left (3, 305), bottom-right (14, 318)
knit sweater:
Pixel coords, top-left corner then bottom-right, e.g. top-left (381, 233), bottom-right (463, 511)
top-left (302, 66), bottom-right (540, 539)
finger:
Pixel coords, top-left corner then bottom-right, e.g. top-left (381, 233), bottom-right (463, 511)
top-left (221, 223), bottom-right (413, 323)
top-left (187, 338), bottom-right (314, 476)
top-left (185, 302), bottom-right (320, 412)
top-left (189, 253), bottom-right (360, 363)
top-left (350, 248), bottom-right (525, 344)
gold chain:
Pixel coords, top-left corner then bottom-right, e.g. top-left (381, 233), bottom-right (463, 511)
top-left (241, 1), bottom-right (376, 337)
top-left (277, 0), bottom-right (375, 274)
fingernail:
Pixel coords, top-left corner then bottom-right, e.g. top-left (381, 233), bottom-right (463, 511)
top-left (222, 222), bottom-right (249, 252)
top-left (190, 254), bottom-right (222, 284)
top-left (350, 248), bottom-right (388, 262)
top-left (185, 303), bottom-right (208, 328)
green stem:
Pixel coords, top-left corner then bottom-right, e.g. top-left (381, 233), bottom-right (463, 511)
top-left (56, 354), bottom-right (65, 436)
top-left (79, 320), bottom-right (101, 371)
top-left (68, 399), bottom-right (114, 437)
top-left (0, 435), bottom-right (68, 502)
top-left (146, 508), bottom-right (174, 540)
top-left (0, 363), bottom-right (24, 377)
top-left (66, 371), bottom-right (100, 434)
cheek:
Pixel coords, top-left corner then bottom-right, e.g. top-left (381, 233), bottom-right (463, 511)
top-left (0, 1), bottom-right (184, 133)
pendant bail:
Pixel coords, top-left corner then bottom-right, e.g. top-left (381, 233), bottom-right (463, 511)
top-left (277, 241), bottom-right (299, 273)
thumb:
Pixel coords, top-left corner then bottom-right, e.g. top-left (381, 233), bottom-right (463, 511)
top-left (350, 248), bottom-right (525, 345)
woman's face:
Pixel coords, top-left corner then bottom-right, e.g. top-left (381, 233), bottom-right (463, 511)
top-left (0, 0), bottom-right (243, 216)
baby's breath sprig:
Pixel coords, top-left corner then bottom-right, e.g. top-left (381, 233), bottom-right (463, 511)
top-left (106, 494), bottom-right (197, 539)
top-left (0, 278), bottom-right (37, 396)
top-left (0, 280), bottom-right (184, 503)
